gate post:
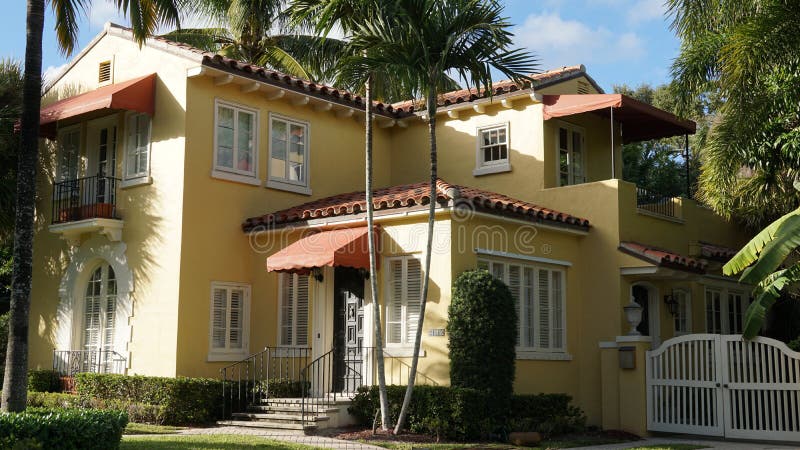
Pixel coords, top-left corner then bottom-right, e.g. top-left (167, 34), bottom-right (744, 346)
top-left (599, 336), bottom-right (652, 437)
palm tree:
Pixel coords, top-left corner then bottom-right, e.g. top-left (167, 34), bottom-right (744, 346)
top-left (5, 0), bottom-right (188, 412)
top-left (343, 0), bottom-right (537, 433)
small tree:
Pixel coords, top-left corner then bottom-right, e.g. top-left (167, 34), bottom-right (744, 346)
top-left (447, 270), bottom-right (517, 408)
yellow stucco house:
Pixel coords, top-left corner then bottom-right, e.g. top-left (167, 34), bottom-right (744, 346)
top-left (32, 22), bottom-right (793, 438)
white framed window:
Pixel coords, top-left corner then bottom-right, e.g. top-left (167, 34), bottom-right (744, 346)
top-left (673, 289), bottom-right (692, 335)
top-left (123, 112), bottom-right (151, 184)
top-left (268, 113), bottom-right (311, 194)
top-left (473, 123), bottom-right (511, 176)
top-left (385, 256), bottom-right (422, 346)
top-left (556, 123), bottom-right (586, 186)
top-left (213, 99), bottom-right (259, 184)
top-left (278, 273), bottom-right (309, 347)
top-left (705, 286), bottom-right (748, 334)
top-left (56, 126), bottom-right (81, 182)
top-left (478, 258), bottom-right (567, 358)
top-left (208, 282), bottom-right (250, 360)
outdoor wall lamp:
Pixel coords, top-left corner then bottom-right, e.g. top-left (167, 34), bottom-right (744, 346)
top-left (663, 290), bottom-right (679, 317)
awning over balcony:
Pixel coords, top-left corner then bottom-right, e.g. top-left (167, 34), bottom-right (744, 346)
top-left (39, 73), bottom-right (156, 137)
top-left (266, 226), bottom-right (376, 273)
top-left (542, 94), bottom-right (696, 143)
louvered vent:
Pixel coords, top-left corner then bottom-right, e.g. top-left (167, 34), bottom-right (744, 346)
top-left (577, 80), bottom-right (591, 94)
top-left (98, 61), bottom-right (112, 84)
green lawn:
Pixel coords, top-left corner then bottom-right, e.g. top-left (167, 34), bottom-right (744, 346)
top-left (121, 435), bottom-right (322, 449)
top-left (625, 446), bottom-right (707, 450)
top-left (368, 440), bottom-right (707, 450)
top-left (124, 422), bottom-right (185, 435)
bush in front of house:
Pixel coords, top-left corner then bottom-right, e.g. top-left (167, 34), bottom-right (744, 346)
top-left (27, 391), bottom-right (166, 424)
top-left (253, 378), bottom-right (309, 398)
top-left (447, 270), bottom-right (517, 417)
top-left (509, 393), bottom-right (587, 437)
top-left (73, 373), bottom-right (223, 425)
top-left (0, 407), bottom-right (128, 450)
top-left (27, 369), bottom-right (60, 393)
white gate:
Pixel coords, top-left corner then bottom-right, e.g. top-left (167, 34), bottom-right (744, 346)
top-left (647, 334), bottom-right (800, 442)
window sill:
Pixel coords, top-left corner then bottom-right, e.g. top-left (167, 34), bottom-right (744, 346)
top-left (515, 350), bottom-right (572, 361)
top-left (473, 163), bottom-right (511, 177)
top-left (211, 170), bottom-right (261, 186)
top-left (266, 179), bottom-right (312, 196)
top-left (207, 351), bottom-right (249, 362)
top-left (121, 176), bottom-right (152, 189)
top-left (383, 347), bottom-right (426, 358)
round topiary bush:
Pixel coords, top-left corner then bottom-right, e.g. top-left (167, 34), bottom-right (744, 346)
top-left (447, 269), bottom-right (517, 409)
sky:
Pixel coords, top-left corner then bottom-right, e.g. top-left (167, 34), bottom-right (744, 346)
top-left (0, 0), bottom-right (680, 93)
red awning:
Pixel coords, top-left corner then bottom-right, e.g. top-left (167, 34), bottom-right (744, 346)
top-left (266, 226), bottom-right (377, 273)
top-left (38, 73), bottom-right (156, 137)
top-left (542, 94), bottom-right (696, 143)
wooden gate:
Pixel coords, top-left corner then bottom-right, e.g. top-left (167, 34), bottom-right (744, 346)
top-left (647, 334), bottom-right (800, 442)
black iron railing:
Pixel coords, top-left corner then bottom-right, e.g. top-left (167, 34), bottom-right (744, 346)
top-left (52, 175), bottom-right (120, 224)
top-left (53, 349), bottom-right (127, 376)
top-left (636, 187), bottom-right (681, 219)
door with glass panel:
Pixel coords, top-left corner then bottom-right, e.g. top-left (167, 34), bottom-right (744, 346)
top-left (81, 263), bottom-right (117, 373)
top-left (87, 118), bottom-right (117, 218)
top-left (557, 125), bottom-right (585, 186)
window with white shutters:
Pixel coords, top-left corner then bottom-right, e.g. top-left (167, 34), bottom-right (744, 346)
top-left (209, 282), bottom-right (250, 359)
top-left (125, 113), bottom-right (151, 180)
top-left (479, 259), bottom-right (566, 353)
top-left (83, 264), bottom-right (117, 353)
top-left (386, 256), bottom-right (422, 346)
top-left (278, 273), bottom-right (309, 347)
top-left (704, 286), bottom-right (747, 334)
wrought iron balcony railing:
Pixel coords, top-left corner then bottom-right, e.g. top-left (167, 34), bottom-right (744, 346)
top-left (636, 187), bottom-right (681, 219)
top-left (51, 175), bottom-right (120, 224)
top-left (53, 349), bottom-right (127, 377)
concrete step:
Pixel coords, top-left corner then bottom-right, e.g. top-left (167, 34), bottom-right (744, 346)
top-left (217, 419), bottom-right (317, 432)
top-left (231, 412), bottom-right (330, 423)
top-left (248, 404), bottom-right (340, 414)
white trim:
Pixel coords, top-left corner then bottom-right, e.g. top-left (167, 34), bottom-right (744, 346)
top-left (672, 288), bottom-right (692, 335)
top-left (472, 163), bottom-right (511, 176)
top-left (267, 112), bottom-right (311, 190)
top-left (55, 125), bottom-right (81, 183)
top-left (211, 169), bottom-right (263, 186)
top-left (277, 273), bottom-right (310, 348)
top-left (266, 179), bottom-right (313, 195)
top-left (49, 218), bottom-right (124, 246)
top-left (616, 335), bottom-right (652, 343)
top-left (123, 111), bottom-right (152, 182)
top-left (703, 285), bottom-right (748, 334)
top-left (631, 281), bottom-right (661, 347)
top-left (598, 341), bottom-right (618, 349)
top-left (120, 176), bottom-right (152, 189)
top-left (474, 122), bottom-right (511, 175)
top-left (384, 255), bottom-right (424, 346)
top-left (474, 248), bottom-right (572, 267)
top-left (515, 351), bottom-right (573, 361)
top-left (554, 121), bottom-right (587, 187)
top-left (207, 281), bottom-right (251, 361)
top-left (213, 98), bottom-right (260, 180)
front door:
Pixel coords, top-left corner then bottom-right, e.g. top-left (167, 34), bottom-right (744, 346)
top-left (87, 118), bottom-right (117, 215)
top-left (333, 267), bottom-right (365, 393)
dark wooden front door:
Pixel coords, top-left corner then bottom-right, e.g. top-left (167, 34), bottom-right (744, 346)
top-left (333, 267), bottom-right (365, 393)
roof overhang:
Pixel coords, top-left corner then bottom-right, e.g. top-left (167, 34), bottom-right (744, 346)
top-left (265, 226), bottom-right (376, 273)
top-left (542, 94), bottom-right (696, 143)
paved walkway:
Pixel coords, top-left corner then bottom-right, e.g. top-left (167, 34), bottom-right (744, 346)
top-left (588, 436), bottom-right (799, 449)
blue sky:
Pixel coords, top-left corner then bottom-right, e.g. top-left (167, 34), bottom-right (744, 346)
top-left (0, 0), bottom-right (680, 92)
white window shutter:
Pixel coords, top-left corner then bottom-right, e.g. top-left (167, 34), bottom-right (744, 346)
top-left (551, 271), bottom-right (564, 349)
top-left (524, 267), bottom-right (535, 348)
top-left (387, 259), bottom-right (404, 344)
top-left (405, 258), bottom-right (422, 344)
top-left (229, 289), bottom-right (243, 349)
top-left (280, 274), bottom-right (294, 346)
top-left (295, 276), bottom-right (309, 346)
top-left (538, 269), bottom-right (550, 349)
top-left (211, 287), bottom-right (227, 349)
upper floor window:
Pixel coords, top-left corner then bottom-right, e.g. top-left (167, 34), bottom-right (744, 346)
top-left (386, 256), bottom-right (422, 346)
top-left (673, 289), bottom-right (692, 335)
top-left (478, 258), bottom-right (566, 356)
top-left (124, 113), bottom-right (151, 181)
top-left (705, 287), bottom-right (747, 334)
top-left (268, 114), bottom-right (310, 194)
top-left (278, 273), bottom-right (309, 347)
top-left (57, 127), bottom-right (80, 182)
top-left (214, 100), bottom-right (258, 182)
top-left (208, 282), bottom-right (250, 360)
top-left (557, 124), bottom-right (585, 186)
top-left (474, 123), bottom-right (511, 176)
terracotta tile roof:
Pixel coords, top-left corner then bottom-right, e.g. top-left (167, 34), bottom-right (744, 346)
top-left (619, 241), bottom-right (707, 273)
top-left (243, 179), bottom-right (590, 232)
top-left (698, 241), bottom-right (738, 261)
top-left (390, 65), bottom-right (601, 114)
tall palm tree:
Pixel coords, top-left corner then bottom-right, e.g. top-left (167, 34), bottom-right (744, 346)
top-left (343, 0), bottom-right (537, 433)
top-left (5, 0), bottom-right (188, 412)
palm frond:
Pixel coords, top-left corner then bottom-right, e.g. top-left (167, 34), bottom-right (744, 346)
top-left (742, 263), bottom-right (800, 339)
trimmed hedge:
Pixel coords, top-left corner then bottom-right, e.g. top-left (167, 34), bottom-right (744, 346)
top-left (27, 391), bottom-right (166, 425)
top-left (27, 369), bottom-right (60, 393)
top-left (510, 393), bottom-right (586, 437)
top-left (73, 373), bottom-right (223, 425)
top-left (254, 378), bottom-right (309, 398)
top-left (0, 408), bottom-right (128, 450)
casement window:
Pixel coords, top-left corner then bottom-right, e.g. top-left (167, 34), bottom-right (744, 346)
top-left (268, 114), bottom-right (310, 194)
top-left (57, 127), bottom-right (81, 182)
top-left (278, 273), bottom-right (309, 347)
top-left (214, 100), bottom-right (258, 182)
top-left (386, 256), bottom-right (422, 346)
top-left (124, 113), bottom-right (151, 182)
top-left (673, 289), bottom-right (692, 335)
top-left (478, 259), bottom-right (566, 355)
top-left (209, 282), bottom-right (250, 360)
top-left (474, 123), bottom-right (511, 175)
top-left (705, 287), bottom-right (747, 334)
top-left (557, 124), bottom-right (586, 186)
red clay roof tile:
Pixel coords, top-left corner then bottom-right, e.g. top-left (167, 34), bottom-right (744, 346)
top-left (619, 241), bottom-right (707, 273)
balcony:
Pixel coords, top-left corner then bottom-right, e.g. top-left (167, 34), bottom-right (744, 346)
top-left (636, 186), bottom-right (683, 221)
top-left (49, 175), bottom-right (123, 245)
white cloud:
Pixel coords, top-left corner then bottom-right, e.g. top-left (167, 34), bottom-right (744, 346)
top-left (513, 11), bottom-right (645, 69)
top-left (89, 0), bottom-right (126, 29)
top-left (627, 0), bottom-right (667, 24)
top-left (43, 63), bottom-right (69, 86)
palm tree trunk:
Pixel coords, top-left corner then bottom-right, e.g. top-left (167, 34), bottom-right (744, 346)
top-left (394, 90), bottom-right (437, 434)
top-left (2, 0), bottom-right (45, 412)
top-left (365, 74), bottom-right (391, 430)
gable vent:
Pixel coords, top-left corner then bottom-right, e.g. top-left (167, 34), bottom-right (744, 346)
top-left (577, 80), bottom-right (591, 95)
top-left (98, 61), bottom-right (112, 84)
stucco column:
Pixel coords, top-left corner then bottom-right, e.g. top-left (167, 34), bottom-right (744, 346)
top-left (616, 335), bottom-right (652, 437)
top-left (598, 341), bottom-right (621, 431)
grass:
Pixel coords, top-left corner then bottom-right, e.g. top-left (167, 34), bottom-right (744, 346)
top-left (368, 436), bottom-right (631, 449)
top-left (625, 446), bottom-right (708, 450)
top-left (121, 434), bottom-right (322, 449)
top-left (124, 422), bottom-right (184, 435)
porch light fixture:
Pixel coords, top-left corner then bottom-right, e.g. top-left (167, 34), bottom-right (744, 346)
top-left (623, 300), bottom-right (643, 336)
top-left (663, 291), bottom-right (679, 317)
top-left (311, 267), bottom-right (324, 283)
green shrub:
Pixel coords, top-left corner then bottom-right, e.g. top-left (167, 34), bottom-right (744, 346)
top-left (448, 270), bottom-right (517, 417)
top-left (27, 369), bottom-right (60, 393)
top-left (73, 373), bottom-right (222, 425)
top-left (509, 393), bottom-right (587, 437)
top-left (349, 385), bottom-right (498, 440)
top-left (0, 408), bottom-right (128, 450)
top-left (27, 392), bottom-right (83, 409)
top-left (254, 378), bottom-right (309, 398)
top-left (788, 336), bottom-right (800, 352)
top-left (26, 391), bottom-right (165, 425)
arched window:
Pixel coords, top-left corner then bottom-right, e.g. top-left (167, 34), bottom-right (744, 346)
top-left (83, 263), bottom-right (117, 363)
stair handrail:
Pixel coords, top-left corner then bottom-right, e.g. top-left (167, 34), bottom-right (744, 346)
top-left (300, 347), bottom-right (336, 428)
